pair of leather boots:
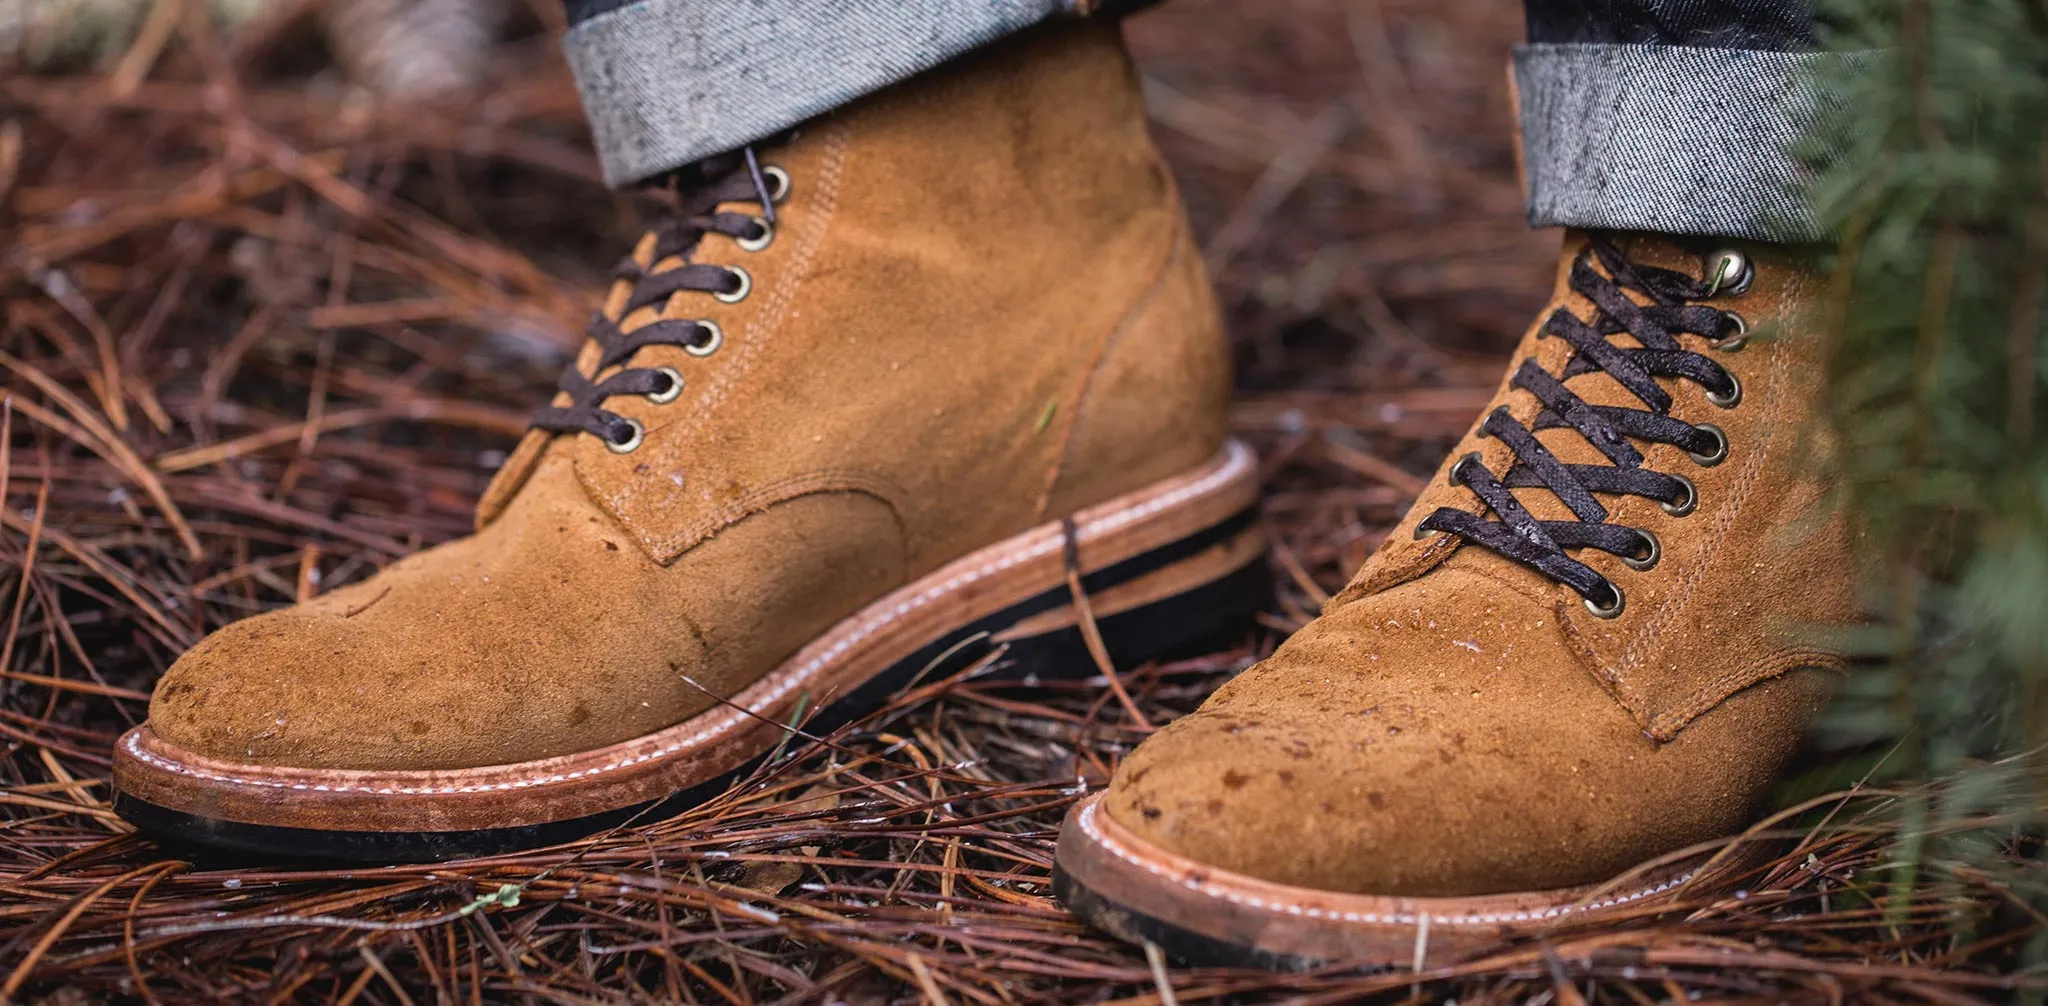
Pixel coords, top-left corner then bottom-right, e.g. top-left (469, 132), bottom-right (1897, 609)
top-left (112, 20), bottom-right (1857, 968)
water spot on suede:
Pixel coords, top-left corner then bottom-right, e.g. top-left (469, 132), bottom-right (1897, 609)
top-left (1141, 805), bottom-right (1161, 820)
top-left (569, 704), bottom-right (591, 726)
top-left (409, 721), bottom-right (429, 735)
top-left (1368, 792), bottom-right (1386, 809)
top-left (1277, 770), bottom-right (1294, 785)
top-left (603, 541), bottom-right (619, 552)
top-left (1221, 770), bottom-right (1249, 790)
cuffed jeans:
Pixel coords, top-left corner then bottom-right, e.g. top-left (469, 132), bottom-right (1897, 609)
top-left (560, 0), bottom-right (1869, 242)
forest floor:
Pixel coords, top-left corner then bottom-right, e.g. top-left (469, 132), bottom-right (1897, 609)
top-left (0, 0), bottom-right (2037, 1001)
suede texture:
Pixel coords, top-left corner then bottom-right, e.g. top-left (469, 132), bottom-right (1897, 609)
top-left (1105, 231), bottom-right (1862, 896)
top-left (148, 19), bottom-right (1231, 772)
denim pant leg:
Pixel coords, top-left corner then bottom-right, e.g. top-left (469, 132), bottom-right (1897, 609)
top-left (562, 0), bottom-right (1874, 242)
top-left (1515, 0), bottom-right (1876, 242)
top-left (560, 0), bottom-right (1094, 187)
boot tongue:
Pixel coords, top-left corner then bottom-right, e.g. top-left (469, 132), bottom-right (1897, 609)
top-left (653, 152), bottom-right (764, 257)
top-left (476, 428), bottom-right (552, 528)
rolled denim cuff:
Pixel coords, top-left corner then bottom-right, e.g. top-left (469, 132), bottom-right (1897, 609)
top-left (564, 0), bottom-right (1080, 186)
top-left (1514, 42), bottom-right (1880, 243)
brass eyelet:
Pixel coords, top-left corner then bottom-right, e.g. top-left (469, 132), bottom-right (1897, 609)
top-left (713, 266), bottom-right (751, 304)
top-left (1689, 422), bottom-right (1729, 467)
top-left (646, 366), bottom-right (683, 404)
top-left (1712, 310), bottom-right (1749, 351)
top-left (1706, 371), bottom-right (1742, 409)
top-left (1620, 528), bottom-right (1660, 571)
top-left (761, 165), bottom-right (791, 203)
top-left (1704, 249), bottom-right (1753, 297)
top-left (1583, 581), bottom-right (1626, 619)
top-left (685, 320), bottom-right (723, 357)
top-left (736, 217), bottom-right (773, 253)
top-left (604, 417), bottom-right (645, 454)
top-left (1661, 473), bottom-right (1699, 517)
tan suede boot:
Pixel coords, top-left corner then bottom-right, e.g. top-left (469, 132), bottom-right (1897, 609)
top-left (113, 20), bottom-right (1262, 861)
top-left (1056, 232), bottom-right (1860, 968)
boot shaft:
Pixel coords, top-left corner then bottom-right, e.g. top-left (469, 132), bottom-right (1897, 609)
top-left (484, 19), bottom-right (1230, 570)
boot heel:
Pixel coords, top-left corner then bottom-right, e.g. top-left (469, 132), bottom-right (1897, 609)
top-left (984, 517), bottom-right (1270, 683)
top-left (755, 439), bottom-right (1264, 715)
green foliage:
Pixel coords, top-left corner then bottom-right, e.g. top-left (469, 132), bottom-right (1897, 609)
top-left (0, 0), bottom-right (274, 72)
top-left (1811, 0), bottom-right (2048, 957)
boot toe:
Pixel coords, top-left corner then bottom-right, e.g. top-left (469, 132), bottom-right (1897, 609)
top-left (1101, 570), bottom-right (1830, 897)
top-left (144, 546), bottom-right (712, 771)
top-left (148, 593), bottom-right (517, 771)
top-left (1103, 691), bottom-right (1571, 896)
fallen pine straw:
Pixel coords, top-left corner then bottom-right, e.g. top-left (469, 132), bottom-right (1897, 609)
top-left (0, 0), bottom-right (2040, 1002)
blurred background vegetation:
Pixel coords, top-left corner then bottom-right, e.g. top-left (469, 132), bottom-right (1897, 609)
top-left (1813, 0), bottom-right (2048, 976)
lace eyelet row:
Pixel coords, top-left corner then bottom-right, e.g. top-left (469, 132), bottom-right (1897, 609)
top-left (593, 162), bottom-right (793, 453)
top-left (1418, 242), bottom-right (1766, 622)
top-left (1599, 250), bottom-right (1748, 611)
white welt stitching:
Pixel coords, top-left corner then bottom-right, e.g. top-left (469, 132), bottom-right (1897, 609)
top-left (129, 444), bottom-right (1257, 797)
top-left (1075, 801), bottom-right (1695, 927)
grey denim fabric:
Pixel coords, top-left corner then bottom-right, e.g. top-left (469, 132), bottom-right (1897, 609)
top-left (1515, 42), bottom-right (1877, 242)
top-left (563, 0), bottom-right (1079, 186)
top-left (565, 1), bottom-right (1870, 242)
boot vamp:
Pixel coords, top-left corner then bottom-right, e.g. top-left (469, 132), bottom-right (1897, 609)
top-left (147, 450), bottom-right (906, 770)
top-left (1103, 567), bottom-right (1830, 896)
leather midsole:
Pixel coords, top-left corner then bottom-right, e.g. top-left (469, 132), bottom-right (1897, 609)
top-left (1055, 793), bottom-right (1752, 968)
top-left (115, 441), bottom-right (1262, 833)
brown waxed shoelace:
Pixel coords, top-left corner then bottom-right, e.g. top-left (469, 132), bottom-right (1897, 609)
top-left (1416, 237), bottom-right (1750, 618)
top-left (530, 147), bottom-right (784, 448)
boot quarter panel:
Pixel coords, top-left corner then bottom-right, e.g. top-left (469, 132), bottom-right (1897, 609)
top-left (1549, 262), bottom-right (1857, 739)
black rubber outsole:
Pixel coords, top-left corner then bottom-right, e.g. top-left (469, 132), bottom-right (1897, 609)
top-left (117, 508), bottom-right (1269, 864)
top-left (1052, 866), bottom-right (1337, 972)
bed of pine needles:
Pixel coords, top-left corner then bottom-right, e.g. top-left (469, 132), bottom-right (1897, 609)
top-left (1, 0), bottom-right (2041, 1002)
